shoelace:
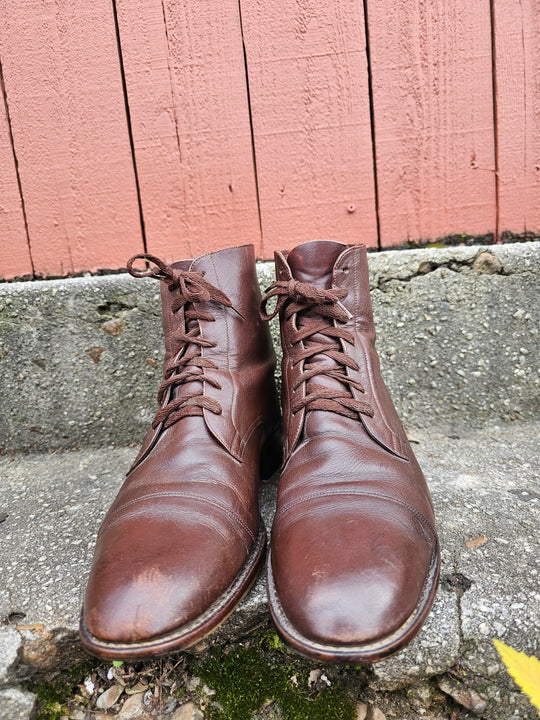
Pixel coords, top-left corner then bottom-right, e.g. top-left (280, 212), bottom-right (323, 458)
top-left (260, 279), bottom-right (374, 420)
top-left (127, 253), bottom-right (232, 429)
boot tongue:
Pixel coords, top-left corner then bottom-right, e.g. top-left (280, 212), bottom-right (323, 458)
top-left (287, 241), bottom-right (346, 288)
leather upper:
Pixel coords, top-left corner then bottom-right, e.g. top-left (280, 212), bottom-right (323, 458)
top-left (269, 240), bottom-right (438, 648)
top-left (83, 245), bottom-right (279, 644)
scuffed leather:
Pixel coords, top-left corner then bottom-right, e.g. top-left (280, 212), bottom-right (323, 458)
top-left (82, 245), bottom-right (279, 647)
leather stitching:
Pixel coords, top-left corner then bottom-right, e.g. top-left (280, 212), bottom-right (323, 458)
top-left (101, 492), bottom-right (255, 543)
top-left (100, 507), bottom-right (233, 545)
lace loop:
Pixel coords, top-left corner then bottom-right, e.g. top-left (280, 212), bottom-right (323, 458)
top-left (260, 279), bottom-right (350, 322)
top-left (127, 253), bottom-right (232, 429)
top-left (260, 277), bottom-right (374, 421)
top-left (127, 253), bottom-right (233, 313)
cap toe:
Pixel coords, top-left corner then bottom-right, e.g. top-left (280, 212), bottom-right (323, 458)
top-left (83, 516), bottom-right (246, 644)
top-left (272, 503), bottom-right (434, 646)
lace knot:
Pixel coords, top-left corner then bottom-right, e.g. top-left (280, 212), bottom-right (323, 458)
top-left (260, 279), bottom-right (348, 321)
top-left (127, 254), bottom-right (232, 313)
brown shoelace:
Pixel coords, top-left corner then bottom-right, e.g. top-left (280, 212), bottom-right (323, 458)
top-left (127, 253), bottom-right (232, 429)
top-left (260, 279), bottom-right (374, 420)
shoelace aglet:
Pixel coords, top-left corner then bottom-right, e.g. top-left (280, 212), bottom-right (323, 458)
top-left (337, 301), bottom-right (353, 320)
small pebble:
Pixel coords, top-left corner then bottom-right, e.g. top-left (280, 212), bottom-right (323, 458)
top-left (170, 702), bottom-right (204, 720)
top-left (472, 252), bottom-right (501, 275)
top-left (356, 701), bottom-right (368, 720)
top-left (96, 684), bottom-right (123, 709)
top-left (117, 692), bottom-right (146, 719)
top-left (438, 677), bottom-right (487, 714)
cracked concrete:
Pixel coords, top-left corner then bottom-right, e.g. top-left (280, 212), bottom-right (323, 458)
top-left (367, 243), bottom-right (536, 288)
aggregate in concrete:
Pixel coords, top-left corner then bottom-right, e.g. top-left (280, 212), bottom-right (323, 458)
top-left (0, 625), bottom-right (21, 686)
top-left (0, 686), bottom-right (35, 720)
top-left (0, 422), bottom-right (538, 718)
top-left (0, 242), bottom-right (538, 453)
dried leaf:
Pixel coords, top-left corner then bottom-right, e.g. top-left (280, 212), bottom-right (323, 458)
top-left (494, 639), bottom-right (540, 711)
top-left (465, 534), bottom-right (487, 549)
top-left (125, 681), bottom-right (148, 695)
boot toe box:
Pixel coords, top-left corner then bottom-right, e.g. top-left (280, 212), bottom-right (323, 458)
top-left (271, 498), bottom-right (436, 647)
top-left (83, 515), bottom-right (247, 645)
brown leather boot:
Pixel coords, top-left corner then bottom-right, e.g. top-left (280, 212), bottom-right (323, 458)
top-left (80, 245), bottom-right (280, 660)
top-left (261, 240), bottom-right (440, 663)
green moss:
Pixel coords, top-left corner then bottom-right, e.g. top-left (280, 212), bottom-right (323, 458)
top-left (192, 635), bottom-right (356, 720)
top-left (258, 630), bottom-right (288, 653)
top-left (28, 657), bottom-right (98, 720)
top-left (32, 682), bottom-right (70, 720)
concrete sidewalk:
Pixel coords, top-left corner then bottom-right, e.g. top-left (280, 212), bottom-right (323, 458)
top-left (0, 422), bottom-right (538, 718)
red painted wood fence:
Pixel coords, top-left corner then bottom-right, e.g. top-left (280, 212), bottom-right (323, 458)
top-left (0, 0), bottom-right (538, 279)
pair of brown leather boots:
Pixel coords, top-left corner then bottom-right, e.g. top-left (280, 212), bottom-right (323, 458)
top-left (79, 240), bottom-right (439, 664)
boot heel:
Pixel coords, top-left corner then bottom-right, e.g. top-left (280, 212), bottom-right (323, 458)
top-left (260, 425), bottom-right (282, 480)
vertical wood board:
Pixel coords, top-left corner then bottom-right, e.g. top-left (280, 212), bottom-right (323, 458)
top-left (0, 79), bottom-right (32, 278)
top-left (117, 0), bottom-right (261, 262)
top-left (367, 0), bottom-right (497, 246)
top-left (494, 0), bottom-right (540, 234)
top-left (0, 0), bottom-right (143, 276)
top-left (240, 0), bottom-right (378, 255)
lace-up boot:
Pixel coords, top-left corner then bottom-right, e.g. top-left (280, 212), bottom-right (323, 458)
top-left (80, 245), bottom-right (280, 660)
top-left (261, 240), bottom-right (439, 663)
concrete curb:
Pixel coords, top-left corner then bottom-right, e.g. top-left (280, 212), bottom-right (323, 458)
top-left (0, 242), bottom-right (538, 453)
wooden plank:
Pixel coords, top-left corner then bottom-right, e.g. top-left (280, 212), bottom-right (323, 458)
top-left (0, 0), bottom-right (143, 277)
top-left (0, 78), bottom-right (32, 279)
top-left (239, 0), bottom-right (378, 255)
top-left (116, 0), bottom-right (260, 262)
top-left (367, 0), bottom-right (497, 246)
top-left (494, 0), bottom-right (540, 235)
